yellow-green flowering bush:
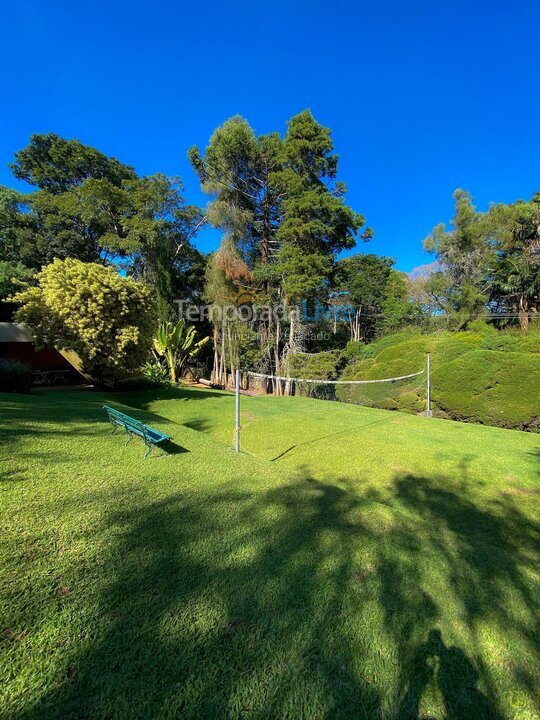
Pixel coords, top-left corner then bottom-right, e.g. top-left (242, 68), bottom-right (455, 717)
top-left (12, 258), bottom-right (155, 386)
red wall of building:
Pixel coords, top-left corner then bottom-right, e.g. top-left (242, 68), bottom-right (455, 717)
top-left (0, 343), bottom-right (72, 370)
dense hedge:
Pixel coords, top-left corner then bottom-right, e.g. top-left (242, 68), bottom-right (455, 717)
top-left (338, 327), bottom-right (540, 430)
top-left (432, 350), bottom-right (540, 430)
top-left (0, 359), bottom-right (32, 394)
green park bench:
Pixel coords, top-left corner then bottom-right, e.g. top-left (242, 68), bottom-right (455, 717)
top-left (103, 405), bottom-right (171, 458)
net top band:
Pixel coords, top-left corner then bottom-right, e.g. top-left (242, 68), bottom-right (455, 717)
top-left (246, 369), bottom-right (425, 385)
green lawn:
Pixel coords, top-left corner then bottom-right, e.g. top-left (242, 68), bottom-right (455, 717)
top-left (1, 387), bottom-right (539, 719)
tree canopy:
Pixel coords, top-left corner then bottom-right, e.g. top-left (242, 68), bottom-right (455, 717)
top-left (1, 134), bottom-right (205, 320)
top-left (425, 189), bottom-right (539, 329)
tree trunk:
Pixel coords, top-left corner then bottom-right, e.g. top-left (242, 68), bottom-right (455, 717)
top-left (211, 326), bottom-right (220, 384)
top-left (519, 295), bottom-right (529, 331)
top-left (349, 307), bottom-right (362, 342)
top-left (167, 349), bottom-right (177, 383)
top-left (227, 323), bottom-right (236, 387)
top-left (274, 314), bottom-right (282, 396)
top-left (260, 192), bottom-right (270, 265)
top-left (284, 307), bottom-right (297, 396)
top-left (288, 307), bottom-right (296, 347)
top-left (220, 323), bottom-right (226, 384)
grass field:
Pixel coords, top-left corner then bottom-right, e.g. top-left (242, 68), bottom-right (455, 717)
top-left (1, 387), bottom-right (539, 719)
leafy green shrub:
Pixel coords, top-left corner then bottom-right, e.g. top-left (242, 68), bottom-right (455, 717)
top-left (480, 328), bottom-right (540, 354)
top-left (341, 341), bottom-right (367, 364)
top-left (141, 360), bottom-right (169, 385)
top-left (432, 350), bottom-right (540, 429)
top-left (337, 347), bottom-right (426, 412)
top-left (12, 258), bottom-right (155, 387)
top-left (0, 359), bottom-right (32, 393)
top-left (338, 328), bottom-right (540, 430)
top-left (287, 351), bottom-right (341, 380)
top-left (342, 329), bottom-right (419, 364)
top-left (0, 261), bottom-right (35, 300)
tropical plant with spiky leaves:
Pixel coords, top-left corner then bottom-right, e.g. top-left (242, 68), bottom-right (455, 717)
top-left (153, 320), bottom-right (209, 383)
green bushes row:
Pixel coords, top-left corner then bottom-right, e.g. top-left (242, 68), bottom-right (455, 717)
top-left (431, 350), bottom-right (540, 430)
top-left (338, 327), bottom-right (540, 430)
top-left (343, 325), bottom-right (540, 364)
top-left (0, 359), bottom-right (32, 393)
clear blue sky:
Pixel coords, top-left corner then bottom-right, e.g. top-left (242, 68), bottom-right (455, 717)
top-left (1, 0), bottom-right (539, 271)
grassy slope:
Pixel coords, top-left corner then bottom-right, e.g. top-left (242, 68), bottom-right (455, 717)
top-left (1, 388), bottom-right (539, 720)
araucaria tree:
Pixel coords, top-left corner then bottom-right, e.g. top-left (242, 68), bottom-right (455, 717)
top-left (12, 258), bottom-right (155, 386)
top-left (189, 110), bottom-right (371, 383)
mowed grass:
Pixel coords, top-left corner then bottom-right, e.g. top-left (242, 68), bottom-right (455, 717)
top-left (0, 387), bottom-right (539, 720)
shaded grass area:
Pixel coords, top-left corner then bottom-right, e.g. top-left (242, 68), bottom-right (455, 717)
top-left (1, 388), bottom-right (539, 719)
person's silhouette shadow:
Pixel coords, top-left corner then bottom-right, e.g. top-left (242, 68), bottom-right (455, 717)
top-left (398, 629), bottom-right (502, 719)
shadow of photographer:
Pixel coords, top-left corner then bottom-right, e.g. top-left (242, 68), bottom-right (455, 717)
top-left (399, 629), bottom-right (503, 720)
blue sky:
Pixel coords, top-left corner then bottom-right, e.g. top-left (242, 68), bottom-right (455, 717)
top-left (1, 0), bottom-right (539, 271)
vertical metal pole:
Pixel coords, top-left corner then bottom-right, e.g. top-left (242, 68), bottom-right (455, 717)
top-left (426, 353), bottom-right (431, 416)
top-left (235, 368), bottom-right (240, 452)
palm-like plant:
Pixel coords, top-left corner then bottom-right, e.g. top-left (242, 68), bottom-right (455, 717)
top-left (153, 320), bottom-right (208, 383)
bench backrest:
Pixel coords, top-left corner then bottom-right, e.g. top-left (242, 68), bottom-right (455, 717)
top-left (103, 404), bottom-right (149, 438)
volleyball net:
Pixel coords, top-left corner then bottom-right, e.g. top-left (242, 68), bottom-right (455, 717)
top-left (245, 366), bottom-right (428, 413)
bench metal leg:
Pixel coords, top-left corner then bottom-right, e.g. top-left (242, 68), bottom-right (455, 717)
top-left (147, 444), bottom-right (169, 459)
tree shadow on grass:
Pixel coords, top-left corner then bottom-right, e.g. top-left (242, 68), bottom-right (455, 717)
top-left (0, 423), bottom-right (109, 473)
top-left (1, 387), bottom-right (228, 432)
top-left (181, 418), bottom-right (213, 433)
top-left (381, 473), bottom-right (539, 720)
top-left (8, 468), bottom-right (540, 719)
top-left (21, 478), bottom-right (383, 719)
top-left (0, 392), bottom-right (192, 459)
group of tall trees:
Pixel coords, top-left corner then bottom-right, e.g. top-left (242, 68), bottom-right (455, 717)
top-left (187, 110), bottom-right (377, 382)
top-left (0, 117), bottom-right (538, 386)
top-left (424, 189), bottom-right (540, 330)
